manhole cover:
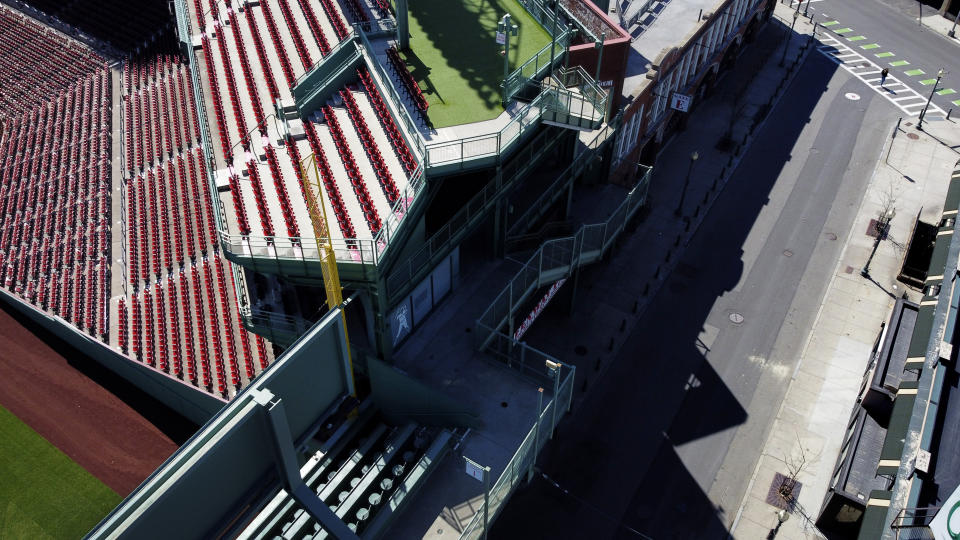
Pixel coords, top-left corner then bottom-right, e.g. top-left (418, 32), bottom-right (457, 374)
top-left (783, 249), bottom-right (794, 257)
top-left (729, 312), bottom-right (744, 324)
top-left (907, 132), bottom-right (920, 140)
top-left (825, 232), bottom-right (837, 241)
top-left (845, 92), bottom-right (861, 101)
top-left (574, 345), bottom-right (588, 356)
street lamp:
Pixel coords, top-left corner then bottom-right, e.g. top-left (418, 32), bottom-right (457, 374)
top-left (546, 360), bottom-right (561, 439)
top-left (779, 11), bottom-right (800, 67)
top-left (861, 208), bottom-right (896, 278)
top-left (675, 151), bottom-right (699, 217)
top-left (918, 68), bottom-right (944, 131)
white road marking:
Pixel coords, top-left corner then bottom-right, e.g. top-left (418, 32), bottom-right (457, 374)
top-left (817, 35), bottom-right (947, 119)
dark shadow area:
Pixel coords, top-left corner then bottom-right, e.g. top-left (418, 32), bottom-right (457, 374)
top-left (917, 318), bottom-right (960, 508)
top-left (25, 0), bottom-right (175, 53)
top-left (494, 27), bottom-right (841, 539)
top-left (0, 299), bottom-right (198, 445)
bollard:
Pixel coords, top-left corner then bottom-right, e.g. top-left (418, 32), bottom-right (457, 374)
top-left (620, 319), bottom-right (626, 332)
top-left (742, 132), bottom-right (749, 146)
top-left (703, 191), bottom-right (709, 205)
top-left (654, 265), bottom-right (660, 279)
top-left (948, 108), bottom-right (953, 121)
top-left (641, 284), bottom-right (648, 298)
top-left (674, 234), bottom-right (681, 247)
top-left (685, 218), bottom-right (691, 232)
top-left (694, 204), bottom-right (701, 218)
top-left (719, 166), bottom-right (726, 178)
top-left (665, 249), bottom-right (672, 262)
top-left (712, 176), bottom-right (719, 191)
top-left (595, 356), bottom-right (602, 371)
top-left (608, 337), bottom-right (614, 351)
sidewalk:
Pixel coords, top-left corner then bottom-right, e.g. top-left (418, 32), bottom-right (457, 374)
top-left (729, 110), bottom-right (960, 538)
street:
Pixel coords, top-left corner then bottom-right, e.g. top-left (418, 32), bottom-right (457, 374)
top-left (491, 1), bottom-right (946, 536)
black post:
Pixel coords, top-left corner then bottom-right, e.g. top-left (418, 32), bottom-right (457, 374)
top-left (675, 151), bottom-right (699, 216)
top-left (780, 12), bottom-right (800, 67)
top-left (918, 69), bottom-right (943, 131)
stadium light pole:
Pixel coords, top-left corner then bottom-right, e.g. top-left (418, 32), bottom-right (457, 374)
top-left (546, 360), bottom-right (561, 439)
top-left (499, 14), bottom-right (519, 104)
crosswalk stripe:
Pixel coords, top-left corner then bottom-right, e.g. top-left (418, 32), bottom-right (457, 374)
top-left (816, 34), bottom-right (948, 119)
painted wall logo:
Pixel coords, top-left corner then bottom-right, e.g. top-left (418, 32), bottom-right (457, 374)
top-left (393, 304), bottom-right (410, 345)
top-left (514, 278), bottom-right (566, 341)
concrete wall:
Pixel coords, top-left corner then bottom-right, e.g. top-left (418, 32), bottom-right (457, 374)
top-left (0, 289), bottom-right (225, 425)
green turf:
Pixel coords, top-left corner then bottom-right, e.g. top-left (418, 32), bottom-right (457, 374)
top-left (403, 0), bottom-right (552, 128)
top-left (0, 406), bottom-right (121, 538)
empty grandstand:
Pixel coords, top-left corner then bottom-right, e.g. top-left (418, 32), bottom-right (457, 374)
top-left (0, 0), bottom-right (774, 536)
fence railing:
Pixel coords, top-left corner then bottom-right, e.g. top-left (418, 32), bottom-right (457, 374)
top-left (477, 164), bottom-right (652, 350)
top-left (503, 27), bottom-right (574, 101)
top-left (385, 126), bottom-right (564, 302)
top-left (458, 339), bottom-right (575, 539)
top-left (507, 111), bottom-right (620, 237)
top-left (355, 25), bottom-right (427, 160)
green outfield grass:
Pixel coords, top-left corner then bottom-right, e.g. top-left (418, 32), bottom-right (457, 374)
top-left (0, 406), bottom-right (121, 538)
top-left (403, 0), bottom-right (552, 127)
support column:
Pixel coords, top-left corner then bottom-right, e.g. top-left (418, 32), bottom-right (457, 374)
top-left (397, 0), bottom-right (410, 49)
top-left (940, 0), bottom-right (953, 16)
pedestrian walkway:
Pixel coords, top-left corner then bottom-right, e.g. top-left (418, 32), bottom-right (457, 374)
top-left (817, 33), bottom-right (949, 118)
top-left (730, 111), bottom-right (960, 538)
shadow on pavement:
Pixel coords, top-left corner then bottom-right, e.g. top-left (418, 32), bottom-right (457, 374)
top-left (492, 22), bottom-right (841, 540)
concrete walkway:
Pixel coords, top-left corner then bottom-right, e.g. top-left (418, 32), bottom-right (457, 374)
top-left (729, 107), bottom-right (960, 538)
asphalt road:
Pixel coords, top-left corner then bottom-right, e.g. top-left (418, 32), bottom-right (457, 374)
top-left (493, 35), bottom-right (905, 540)
top-left (809, 0), bottom-right (960, 115)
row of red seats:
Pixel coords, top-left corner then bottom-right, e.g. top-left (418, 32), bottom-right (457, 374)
top-left (0, 7), bottom-right (104, 118)
top-left (257, 0), bottom-right (298, 88)
top-left (166, 283), bottom-right (185, 378)
top-left (204, 260), bottom-right (239, 387)
top-left (322, 105), bottom-right (382, 234)
top-left (0, 68), bottom-right (111, 339)
top-left (301, 121), bottom-right (357, 240)
top-left (318, 0), bottom-right (350, 40)
top-left (342, 0), bottom-right (370, 23)
top-left (227, 10), bottom-right (267, 131)
top-left (340, 89), bottom-right (400, 204)
top-left (245, 159), bottom-right (276, 238)
top-left (243, 4), bottom-right (281, 102)
top-left (386, 47), bottom-right (428, 112)
top-left (213, 24), bottom-right (250, 146)
top-left (275, 0), bottom-right (314, 70)
top-left (215, 256), bottom-right (258, 379)
top-left (290, 128), bottom-right (355, 242)
top-left (295, 0), bottom-right (332, 57)
top-left (200, 35), bottom-right (234, 159)
top-left (264, 145), bottom-right (300, 238)
top-left (358, 68), bottom-right (418, 176)
top-left (228, 174), bottom-right (252, 235)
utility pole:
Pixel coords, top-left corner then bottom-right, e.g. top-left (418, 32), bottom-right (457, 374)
top-left (499, 14), bottom-right (519, 105)
top-left (675, 151), bottom-right (699, 216)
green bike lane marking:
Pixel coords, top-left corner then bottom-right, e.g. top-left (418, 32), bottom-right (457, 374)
top-left (937, 89), bottom-right (957, 96)
top-left (889, 60), bottom-right (909, 66)
top-left (860, 43), bottom-right (880, 50)
top-left (876, 52), bottom-right (895, 58)
top-left (822, 20), bottom-right (840, 26)
top-left (919, 78), bottom-right (938, 85)
top-left (847, 36), bottom-right (866, 41)
top-left (904, 69), bottom-right (926, 76)
top-left (834, 28), bottom-right (853, 34)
